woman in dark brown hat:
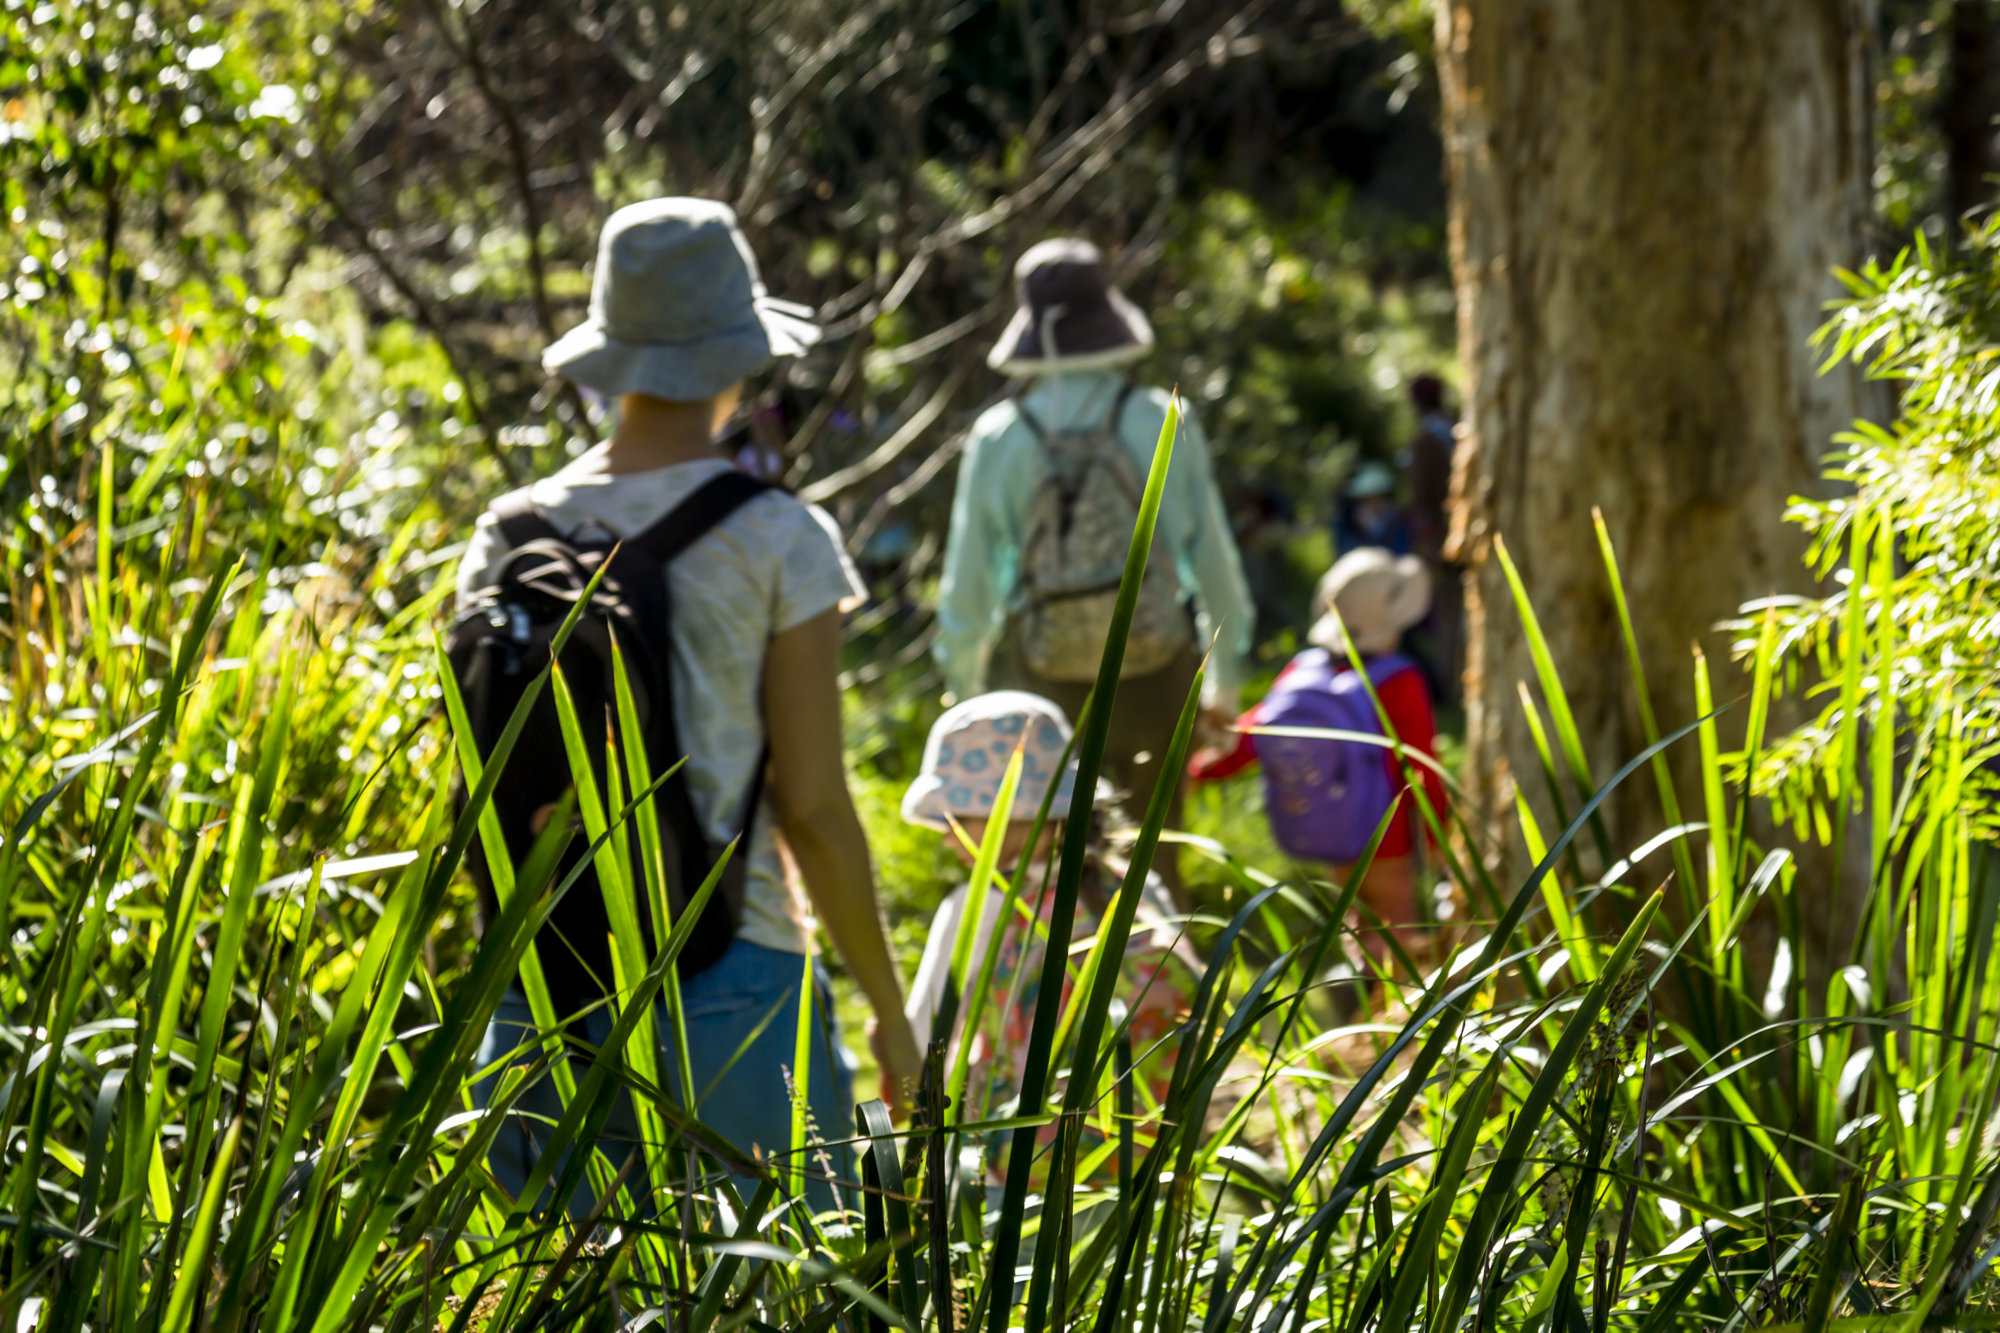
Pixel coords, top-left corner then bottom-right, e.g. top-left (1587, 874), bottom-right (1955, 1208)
top-left (934, 238), bottom-right (1254, 899)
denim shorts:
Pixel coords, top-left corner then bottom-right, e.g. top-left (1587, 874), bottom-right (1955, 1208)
top-left (475, 937), bottom-right (857, 1218)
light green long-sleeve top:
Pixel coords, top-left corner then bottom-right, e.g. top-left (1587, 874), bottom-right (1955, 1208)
top-left (933, 370), bottom-right (1255, 710)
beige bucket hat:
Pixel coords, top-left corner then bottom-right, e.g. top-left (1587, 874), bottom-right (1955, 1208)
top-left (1307, 548), bottom-right (1433, 657)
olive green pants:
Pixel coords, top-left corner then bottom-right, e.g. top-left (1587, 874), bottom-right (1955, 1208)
top-left (992, 637), bottom-right (1202, 903)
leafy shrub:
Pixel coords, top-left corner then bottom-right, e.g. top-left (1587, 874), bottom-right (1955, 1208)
top-left (1755, 225), bottom-right (2000, 852)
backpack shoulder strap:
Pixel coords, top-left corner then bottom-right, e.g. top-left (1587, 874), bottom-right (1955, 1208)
top-left (626, 470), bottom-right (780, 566)
top-left (1367, 652), bottom-right (1418, 685)
top-left (1013, 396), bottom-right (1051, 446)
top-left (1107, 380), bottom-right (1139, 432)
top-left (620, 469), bottom-right (781, 855)
top-left (488, 488), bottom-right (565, 550)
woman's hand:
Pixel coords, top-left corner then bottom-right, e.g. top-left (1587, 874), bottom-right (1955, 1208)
top-left (869, 1013), bottom-right (925, 1118)
top-left (765, 608), bottom-right (920, 1116)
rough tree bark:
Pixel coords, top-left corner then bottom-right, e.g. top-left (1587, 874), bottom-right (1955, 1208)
top-left (1435, 0), bottom-right (1874, 971)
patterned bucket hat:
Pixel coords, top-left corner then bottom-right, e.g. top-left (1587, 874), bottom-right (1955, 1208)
top-left (900, 692), bottom-right (1097, 830)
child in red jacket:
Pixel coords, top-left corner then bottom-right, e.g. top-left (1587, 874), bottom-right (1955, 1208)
top-left (1189, 549), bottom-right (1447, 968)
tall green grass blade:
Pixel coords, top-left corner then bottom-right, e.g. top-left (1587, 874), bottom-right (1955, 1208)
top-left (1374, 1050), bottom-right (1509, 1333)
top-left (1631, 1254), bottom-right (1712, 1333)
top-left (8, 558), bottom-right (237, 1283)
top-left (436, 631), bottom-right (589, 1114)
top-left (1433, 891), bottom-right (1664, 1333)
top-left (1593, 508), bottom-right (1702, 919)
top-left (1866, 518), bottom-right (1898, 977)
top-left (1826, 505), bottom-right (1872, 898)
top-left (949, 706), bottom-right (1084, 1125)
top-left (1028, 666), bottom-right (1202, 1325)
top-left (610, 634), bottom-right (699, 1110)
top-left (858, 1098), bottom-right (925, 1327)
top-left (175, 654), bottom-right (295, 1208)
top-left (790, 944), bottom-right (816, 1203)
top-left (1549, 1060), bottom-right (1620, 1333)
top-left (937, 746), bottom-right (1024, 1048)
top-left (1494, 533), bottom-right (1615, 869)
top-left (1804, 1168), bottom-right (1869, 1332)
top-left (302, 836), bottom-right (747, 1333)
top-left (158, 1115), bottom-right (242, 1333)
top-left (1692, 645), bottom-right (1736, 920)
top-left (549, 660), bottom-right (668, 1211)
top-left (691, 1178), bottom-right (779, 1331)
top-left (986, 392), bottom-right (1181, 1333)
top-left (1518, 676), bottom-right (1589, 892)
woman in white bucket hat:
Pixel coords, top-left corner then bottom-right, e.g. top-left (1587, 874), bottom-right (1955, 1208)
top-left (456, 198), bottom-right (919, 1214)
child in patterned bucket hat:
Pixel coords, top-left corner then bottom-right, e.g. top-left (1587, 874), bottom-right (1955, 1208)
top-left (899, 691), bottom-right (1082, 845)
top-left (900, 692), bottom-right (1197, 1179)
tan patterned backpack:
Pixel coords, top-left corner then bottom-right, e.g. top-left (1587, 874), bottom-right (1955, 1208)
top-left (1014, 384), bottom-right (1190, 681)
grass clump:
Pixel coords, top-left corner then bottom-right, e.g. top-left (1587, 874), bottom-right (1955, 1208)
top-left (4, 353), bottom-right (1999, 1333)
top-left (4, 11), bottom-right (1999, 1322)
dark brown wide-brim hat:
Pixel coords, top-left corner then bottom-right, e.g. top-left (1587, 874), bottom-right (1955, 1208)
top-left (987, 238), bottom-right (1155, 377)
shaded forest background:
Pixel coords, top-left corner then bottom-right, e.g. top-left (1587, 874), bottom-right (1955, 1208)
top-left (2, 0), bottom-right (1996, 932)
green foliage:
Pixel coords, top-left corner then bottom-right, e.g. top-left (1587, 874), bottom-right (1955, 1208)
top-left (6, 331), bottom-right (2000, 1331)
top-left (1757, 223), bottom-right (2000, 851)
top-left (1874, 0), bottom-right (1955, 238)
top-left (1342, 0), bottom-right (1438, 56)
top-left (3, 5), bottom-right (1997, 1333)
top-left (1150, 186), bottom-right (1454, 522)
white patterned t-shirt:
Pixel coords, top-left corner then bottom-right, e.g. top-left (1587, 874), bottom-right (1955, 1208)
top-left (454, 456), bottom-right (865, 955)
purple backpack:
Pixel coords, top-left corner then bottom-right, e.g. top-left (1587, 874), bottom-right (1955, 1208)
top-left (1256, 648), bottom-right (1416, 864)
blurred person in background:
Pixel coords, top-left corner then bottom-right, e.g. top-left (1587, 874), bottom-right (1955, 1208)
top-left (1333, 459), bottom-right (1412, 557)
top-left (934, 238), bottom-right (1254, 903)
top-left (1399, 373), bottom-right (1462, 706)
top-left (1228, 479), bottom-right (1301, 643)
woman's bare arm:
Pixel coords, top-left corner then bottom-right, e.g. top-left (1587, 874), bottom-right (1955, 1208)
top-left (763, 606), bottom-right (923, 1110)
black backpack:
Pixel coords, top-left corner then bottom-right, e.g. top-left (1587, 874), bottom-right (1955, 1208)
top-left (445, 470), bottom-right (777, 1013)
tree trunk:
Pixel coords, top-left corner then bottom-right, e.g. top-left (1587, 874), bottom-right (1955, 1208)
top-left (1435, 0), bottom-right (1874, 972)
top-left (1944, 0), bottom-right (1992, 227)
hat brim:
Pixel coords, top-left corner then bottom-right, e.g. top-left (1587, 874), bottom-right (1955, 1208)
top-left (899, 769), bottom-right (1116, 831)
top-left (544, 296), bottom-right (820, 400)
top-left (988, 288), bottom-right (1155, 378)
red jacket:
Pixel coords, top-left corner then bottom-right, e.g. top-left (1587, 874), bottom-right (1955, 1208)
top-left (1188, 656), bottom-right (1446, 858)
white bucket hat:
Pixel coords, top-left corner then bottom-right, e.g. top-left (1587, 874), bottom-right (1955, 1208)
top-left (543, 197), bottom-right (820, 401)
top-left (1308, 548), bottom-right (1432, 657)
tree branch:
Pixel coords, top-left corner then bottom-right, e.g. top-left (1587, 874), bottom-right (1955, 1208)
top-left (296, 142), bottom-right (521, 487)
top-left (799, 364), bottom-right (968, 504)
